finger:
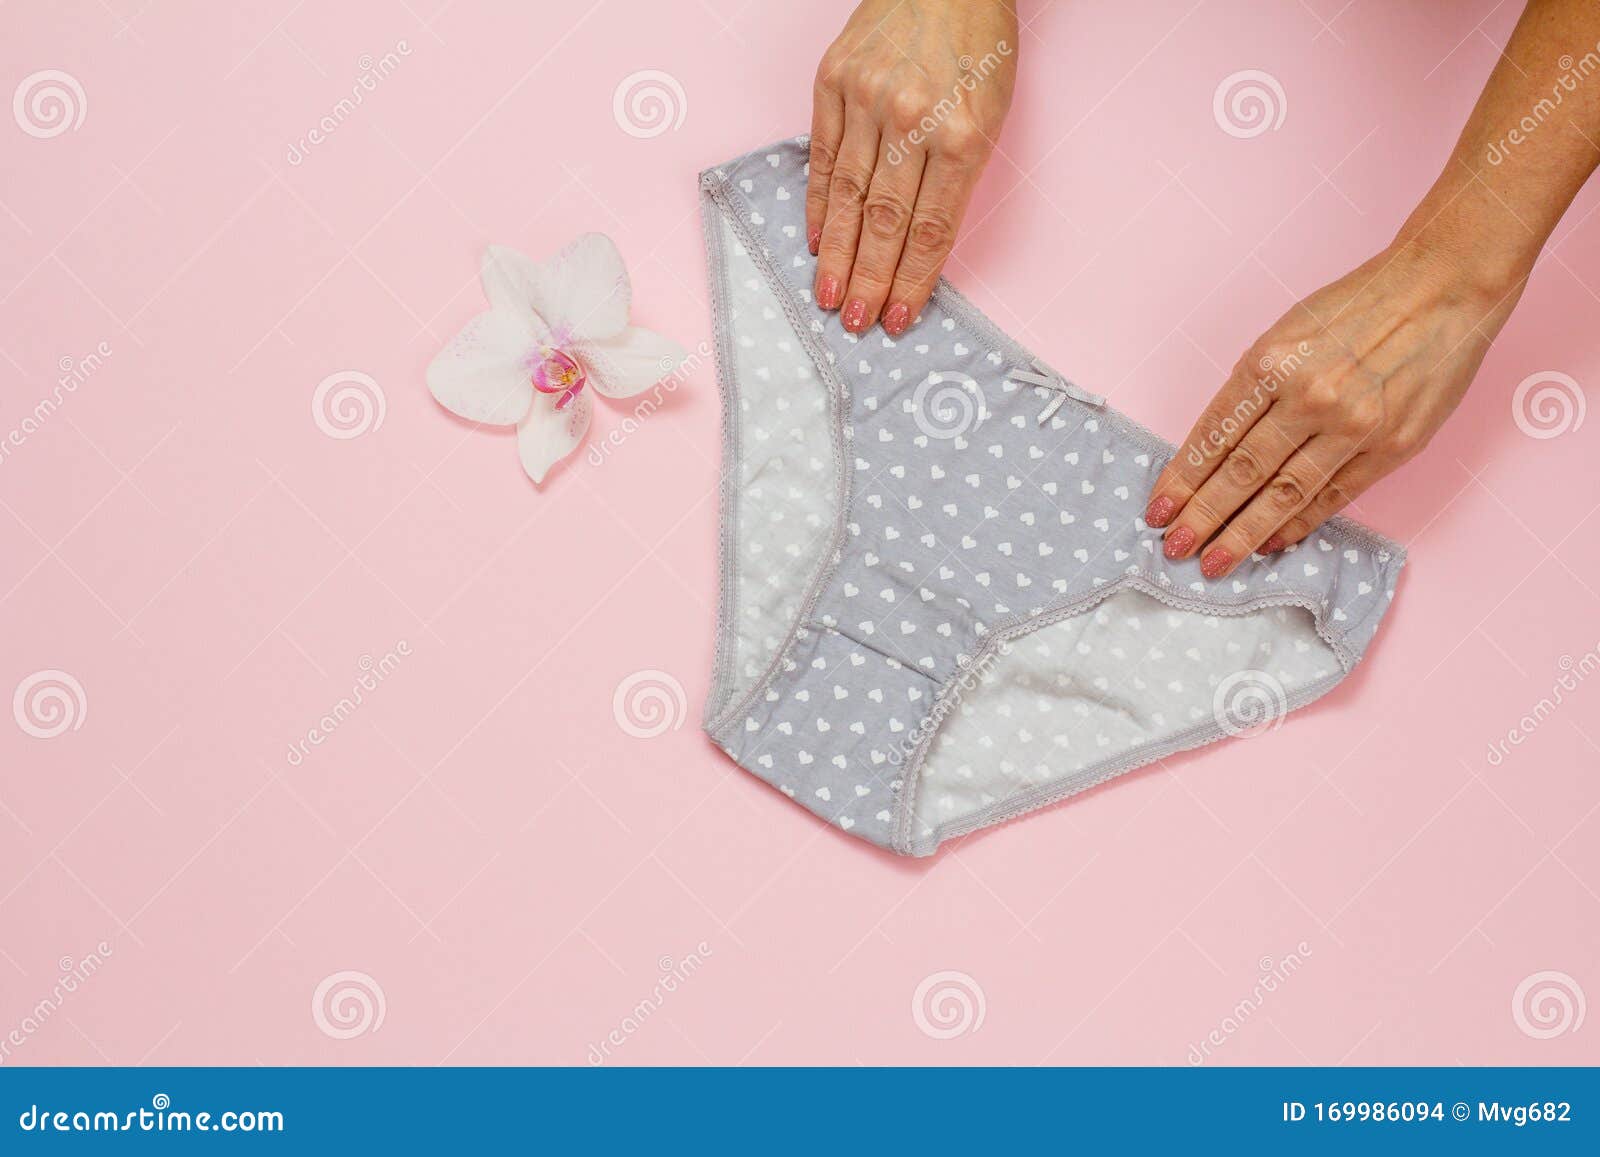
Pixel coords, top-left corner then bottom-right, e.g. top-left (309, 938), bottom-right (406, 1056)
top-left (881, 151), bottom-right (978, 337)
top-left (1261, 454), bottom-right (1386, 552)
top-left (1145, 355), bottom-right (1280, 529)
top-left (813, 112), bottom-right (879, 313)
top-left (806, 82), bottom-right (845, 257)
top-left (839, 142), bottom-right (926, 333)
top-left (1197, 435), bottom-right (1361, 577)
top-left (1161, 408), bottom-right (1307, 561)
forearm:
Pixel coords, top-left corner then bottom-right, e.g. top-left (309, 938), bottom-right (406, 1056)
top-left (1398, 0), bottom-right (1600, 293)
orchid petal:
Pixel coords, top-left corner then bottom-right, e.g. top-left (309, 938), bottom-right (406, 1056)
top-left (529, 233), bottom-right (631, 342)
top-left (516, 388), bottom-right (592, 483)
top-left (572, 326), bottom-right (689, 399)
top-left (426, 308), bottom-right (539, 426)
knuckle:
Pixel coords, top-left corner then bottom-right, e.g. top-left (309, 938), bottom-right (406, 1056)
top-left (847, 66), bottom-right (890, 106)
top-left (1344, 394), bottom-right (1385, 436)
top-left (934, 115), bottom-right (984, 158)
top-left (809, 138), bottom-right (838, 178)
top-left (1266, 473), bottom-right (1308, 510)
top-left (906, 210), bottom-right (956, 253)
top-left (888, 87), bottom-right (932, 134)
top-left (862, 191), bottom-right (911, 239)
top-left (1185, 494), bottom-right (1223, 528)
top-left (1222, 444), bottom-right (1266, 487)
top-left (830, 166), bottom-right (871, 206)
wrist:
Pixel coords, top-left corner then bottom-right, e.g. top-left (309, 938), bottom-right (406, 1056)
top-left (1392, 167), bottom-right (1541, 302)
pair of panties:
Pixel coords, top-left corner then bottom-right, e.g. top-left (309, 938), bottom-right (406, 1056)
top-left (699, 137), bottom-right (1405, 857)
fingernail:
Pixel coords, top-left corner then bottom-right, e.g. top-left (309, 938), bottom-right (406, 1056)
top-left (1145, 495), bottom-right (1177, 528)
top-left (882, 302), bottom-right (910, 336)
top-left (1200, 548), bottom-right (1232, 579)
top-left (1163, 526), bottom-right (1196, 560)
top-left (1262, 534), bottom-right (1286, 555)
top-left (807, 227), bottom-right (821, 255)
top-left (816, 274), bottom-right (841, 311)
top-left (842, 298), bottom-right (869, 331)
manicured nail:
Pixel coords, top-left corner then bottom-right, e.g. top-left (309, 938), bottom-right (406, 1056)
top-left (816, 274), bottom-right (842, 310)
top-left (1262, 534), bottom-right (1286, 555)
top-left (807, 227), bottom-right (821, 255)
top-left (882, 302), bottom-right (910, 336)
top-left (1145, 495), bottom-right (1177, 528)
top-left (842, 298), bottom-right (869, 331)
top-left (1163, 525), bottom-right (1195, 560)
top-left (1201, 548), bottom-right (1232, 579)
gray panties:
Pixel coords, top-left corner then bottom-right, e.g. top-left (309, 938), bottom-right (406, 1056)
top-left (699, 136), bottom-right (1405, 857)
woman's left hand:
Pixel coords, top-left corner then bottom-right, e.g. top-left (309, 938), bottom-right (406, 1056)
top-left (1142, 240), bottom-right (1519, 577)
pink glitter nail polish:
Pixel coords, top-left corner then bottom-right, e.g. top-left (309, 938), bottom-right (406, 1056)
top-left (1262, 534), bottom-right (1287, 554)
top-left (807, 227), bottom-right (821, 255)
top-left (882, 302), bottom-right (910, 336)
top-left (842, 298), bottom-right (869, 331)
top-left (1145, 495), bottom-right (1177, 528)
top-left (816, 274), bottom-right (842, 310)
top-left (1163, 526), bottom-right (1195, 559)
top-left (1201, 548), bottom-right (1232, 579)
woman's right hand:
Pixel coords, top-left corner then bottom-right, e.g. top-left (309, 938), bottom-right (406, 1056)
top-left (808, 0), bottom-right (1018, 337)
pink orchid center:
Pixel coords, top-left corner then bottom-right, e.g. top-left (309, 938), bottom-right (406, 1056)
top-left (529, 345), bottom-right (586, 412)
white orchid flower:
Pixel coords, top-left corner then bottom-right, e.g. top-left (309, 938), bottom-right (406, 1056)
top-left (427, 234), bottom-right (686, 482)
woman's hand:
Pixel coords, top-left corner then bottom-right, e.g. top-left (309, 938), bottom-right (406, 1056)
top-left (809, 0), bottom-right (1018, 336)
top-left (1143, 243), bottom-right (1521, 577)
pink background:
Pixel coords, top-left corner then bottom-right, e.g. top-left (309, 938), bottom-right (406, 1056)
top-left (3, 0), bottom-right (1597, 1065)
